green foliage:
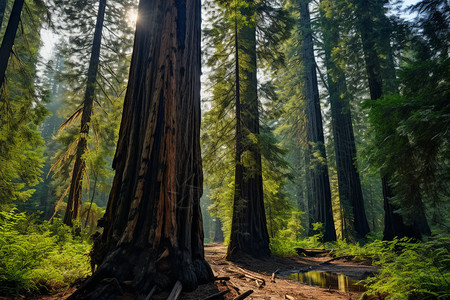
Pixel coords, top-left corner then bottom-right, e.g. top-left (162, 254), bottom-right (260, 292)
top-left (0, 209), bottom-right (91, 295)
top-left (0, 0), bottom-right (49, 205)
top-left (334, 236), bottom-right (450, 299)
top-left (363, 54), bottom-right (450, 232)
top-left (202, 0), bottom-right (293, 242)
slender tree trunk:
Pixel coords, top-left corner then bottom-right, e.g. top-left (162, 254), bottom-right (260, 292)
top-left (319, 3), bottom-right (370, 240)
top-left (298, 0), bottom-right (336, 242)
top-left (213, 218), bottom-right (224, 243)
top-left (0, 0), bottom-right (7, 31)
top-left (227, 0), bottom-right (271, 259)
top-left (355, 0), bottom-right (428, 240)
top-left (63, 0), bottom-right (106, 226)
top-left (0, 0), bottom-right (24, 90)
top-left (71, 1), bottom-right (212, 298)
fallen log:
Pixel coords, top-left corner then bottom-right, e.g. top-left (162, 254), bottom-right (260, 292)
top-left (294, 248), bottom-right (331, 257)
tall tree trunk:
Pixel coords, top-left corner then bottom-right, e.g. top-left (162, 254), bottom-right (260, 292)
top-left (0, 0), bottom-right (7, 31)
top-left (298, 0), bottom-right (336, 242)
top-left (355, 0), bottom-right (428, 240)
top-left (227, 0), bottom-right (271, 259)
top-left (213, 218), bottom-right (224, 243)
top-left (71, 0), bottom-right (213, 298)
top-left (63, 0), bottom-right (106, 226)
top-left (0, 0), bottom-right (24, 90)
top-left (319, 2), bottom-right (370, 240)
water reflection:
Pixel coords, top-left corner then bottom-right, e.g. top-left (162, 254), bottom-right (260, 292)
top-left (288, 271), bottom-right (366, 292)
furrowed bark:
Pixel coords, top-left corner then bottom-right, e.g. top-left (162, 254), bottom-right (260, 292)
top-left (70, 0), bottom-right (213, 298)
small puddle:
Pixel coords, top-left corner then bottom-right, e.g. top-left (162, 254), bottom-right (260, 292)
top-left (287, 271), bottom-right (366, 292)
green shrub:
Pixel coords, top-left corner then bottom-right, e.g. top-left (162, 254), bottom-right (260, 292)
top-left (334, 236), bottom-right (450, 299)
top-left (0, 209), bottom-right (91, 295)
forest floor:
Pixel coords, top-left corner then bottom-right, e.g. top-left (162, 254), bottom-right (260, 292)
top-left (10, 243), bottom-right (379, 300)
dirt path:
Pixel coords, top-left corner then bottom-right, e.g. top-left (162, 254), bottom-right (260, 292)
top-left (180, 243), bottom-right (377, 300)
top-left (11, 243), bottom-right (378, 299)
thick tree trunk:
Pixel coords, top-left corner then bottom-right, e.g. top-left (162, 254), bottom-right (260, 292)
top-left (0, 0), bottom-right (7, 31)
top-left (355, 0), bottom-right (428, 240)
top-left (227, 1), bottom-right (271, 259)
top-left (63, 0), bottom-right (106, 226)
top-left (320, 3), bottom-right (370, 240)
top-left (71, 0), bottom-right (213, 298)
top-left (298, 0), bottom-right (336, 242)
top-left (0, 0), bottom-right (24, 90)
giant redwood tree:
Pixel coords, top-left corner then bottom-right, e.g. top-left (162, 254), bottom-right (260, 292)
top-left (298, 0), bottom-right (336, 242)
top-left (227, 0), bottom-right (271, 260)
top-left (319, 0), bottom-right (370, 240)
top-left (71, 0), bottom-right (213, 298)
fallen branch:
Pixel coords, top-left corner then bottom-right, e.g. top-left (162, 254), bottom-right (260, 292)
top-left (271, 268), bottom-right (280, 282)
top-left (167, 281), bottom-right (182, 300)
top-left (233, 290), bottom-right (253, 300)
top-left (201, 289), bottom-right (230, 300)
top-left (236, 267), bottom-right (266, 284)
top-left (244, 274), bottom-right (265, 285)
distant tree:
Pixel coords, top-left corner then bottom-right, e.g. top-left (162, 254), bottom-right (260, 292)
top-left (71, 0), bottom-right (213, 297)
top-left (48, 0), bottom-right (135, 224)
top-left (0, 0), bottom-right (49, 205)
top-left (61, 0), bottom-right (106, 226)
top-left (202, 0), bottom-right (292, 258)
top-left (353, 0), bottom-right (432, 239)
top-left (0, 0), bottom-right (24, 89)
top-left (364, 0), bottom-right (449, 237)
top-left (0, 0), bottom-right (7, 29)
top-left (297, 0), bottom-right (336, 242)
top-left (318, 0), bottom-right (370, 240)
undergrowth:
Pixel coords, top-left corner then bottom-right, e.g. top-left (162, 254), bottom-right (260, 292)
top-left (334, 235), bottom-right (450, 299)
top-left (270, 221), bottom-right (449, 299)
top-left (0, 209), bottom-right (91, 296)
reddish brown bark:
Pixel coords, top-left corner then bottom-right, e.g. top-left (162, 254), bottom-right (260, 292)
top-left (70, 0), bottom-right (212, 298)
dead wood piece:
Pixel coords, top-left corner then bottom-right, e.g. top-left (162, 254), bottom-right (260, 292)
top-left (144, 286), bottom-right (157, 300)
top-left (214, 276), bottom-right (230, 281)
top-left (245, 274), bottom-right (265, 285)
top-left (294, 247), bottom-right (331, 257)
top-left (233, 290), bottom-right (253, 300)
top-left (271, 268), bottom-right (280, 282)
top-left (167, 281), bottom-right (182, 300)
top-left (201, 289), bottom-right (230, 300)
top-left (255, 279), bottom-right (263, 288)
top-left (236, 267), bottom-right (266, 284)
top-left (284, 295), bottom-right (295, 300)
